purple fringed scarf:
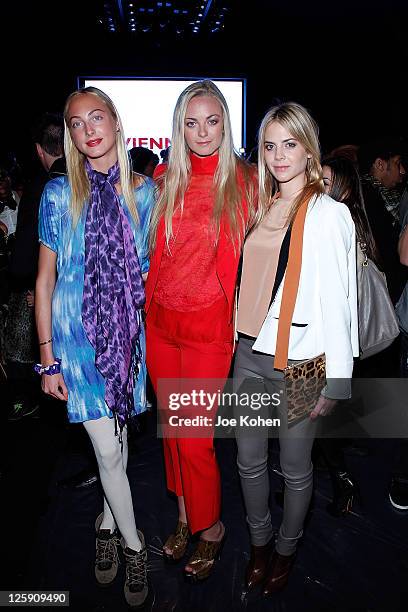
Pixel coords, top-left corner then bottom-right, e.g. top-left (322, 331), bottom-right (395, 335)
top-left (82, 160), bottom-right (145, 432)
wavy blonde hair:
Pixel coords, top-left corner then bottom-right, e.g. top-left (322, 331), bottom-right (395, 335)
top-left (63, 86), bottom-right (139, 224)
top-left (256, 102), bottom-right (324, 226)
top-left (150, 80), bottom-right (254, 249)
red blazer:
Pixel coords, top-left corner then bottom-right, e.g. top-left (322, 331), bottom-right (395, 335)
top-left (145, 163), bottom-right (254, 323)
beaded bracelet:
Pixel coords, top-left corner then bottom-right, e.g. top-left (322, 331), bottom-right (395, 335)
top-left (33, 358), bottom-right (62, 376)
top-left (39, 337), bottom-right (53, 346)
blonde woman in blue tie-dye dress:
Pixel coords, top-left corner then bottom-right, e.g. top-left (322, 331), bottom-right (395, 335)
top-left (35, 87), bottom-right (154, 608)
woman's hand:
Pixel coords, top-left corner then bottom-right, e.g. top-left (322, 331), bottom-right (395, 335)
top-left (310, 395), bottom-right (337, 420)
top-left (0, 221), bottom-right (8, 237)
top-left (26, 290), bottom-right (35, 308)
top-left (41, 372), bottom-right (68, 401)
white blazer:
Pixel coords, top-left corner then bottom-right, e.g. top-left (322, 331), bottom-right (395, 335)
top-left (253, 193), bottom-right (359, 380)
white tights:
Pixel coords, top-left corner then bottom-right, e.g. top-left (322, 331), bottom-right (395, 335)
top-left (83, 416), bottom-right (141, 551)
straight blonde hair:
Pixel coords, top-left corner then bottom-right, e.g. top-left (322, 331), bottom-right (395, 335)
top-left (150, 80), bottom-right (254, 249)
top-left (256, 102), bottom-right (324, 226)
top-left (63, 86), bottom-right (139, 224)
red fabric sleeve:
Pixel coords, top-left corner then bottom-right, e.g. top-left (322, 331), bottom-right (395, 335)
top-left (153, 163), bottom-right (167, 180)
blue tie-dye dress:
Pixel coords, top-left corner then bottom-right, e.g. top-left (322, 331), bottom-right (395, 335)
top-left (38, 175), bottom-right (155, 423)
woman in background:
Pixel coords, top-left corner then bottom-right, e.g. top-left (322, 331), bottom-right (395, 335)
top-left (322, 155), bottom-right (378, 263)
top-left (318, 155), bottom-right (379, 515)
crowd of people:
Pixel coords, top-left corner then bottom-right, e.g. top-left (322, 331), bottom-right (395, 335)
top-left (1, 80), bottom-right (407, 607)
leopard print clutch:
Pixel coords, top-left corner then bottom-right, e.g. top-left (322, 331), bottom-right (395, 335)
top-left (283, 354), bottom-right (326, 424)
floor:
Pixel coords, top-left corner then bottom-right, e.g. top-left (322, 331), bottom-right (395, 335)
top-left (1, 390), bottom-right (408, 612)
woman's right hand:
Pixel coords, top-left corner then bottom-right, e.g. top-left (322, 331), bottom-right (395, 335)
top-left (310, 395), bottom-right (337, 420)
top-left (41, 373), bottom-right (68, 401)
top-left (0, 221), bottom-right (8, 237)
top-left (26, 290), bottom-right (35, 308)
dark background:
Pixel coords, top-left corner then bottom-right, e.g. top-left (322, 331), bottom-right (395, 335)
top-left (2, 3), bottom-right (408, 608)
top-left (2, 0), bottom-right (408, 168)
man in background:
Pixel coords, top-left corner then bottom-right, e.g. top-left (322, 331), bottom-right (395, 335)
top-left (392, 189), bottom-right (408, 512)
top-left (6, 113), bottom-right (65, 421)
top-left (359, 139), bottom-right (406, 304)
top-left (129, 146), bottom-right (159, 178)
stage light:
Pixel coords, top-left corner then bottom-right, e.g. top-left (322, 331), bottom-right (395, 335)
top-left (99, 0), bottom-right (232, 36)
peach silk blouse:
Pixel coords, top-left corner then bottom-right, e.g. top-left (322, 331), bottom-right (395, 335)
top-left (237, 198), bottom-right (292, 337)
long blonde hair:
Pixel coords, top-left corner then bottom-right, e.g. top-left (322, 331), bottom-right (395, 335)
top-left (150, 80), bottom-right (254, 249)
top-left (63, 86), bottom-right (139, 224)
top-left (256, 102), bottom-right (324, 226)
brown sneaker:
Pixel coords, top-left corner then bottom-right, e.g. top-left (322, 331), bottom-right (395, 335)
top-left (94, 513), bottom-right (120, 586)
top-left (121, 531), bottom-right (148, 608)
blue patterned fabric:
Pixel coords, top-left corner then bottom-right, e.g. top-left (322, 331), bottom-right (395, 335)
top-left (38, 175), bottom-right (154, 423)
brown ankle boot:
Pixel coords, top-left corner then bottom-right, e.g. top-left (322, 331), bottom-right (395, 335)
top-left (245, 539), bottom-right (274, 590)
top-left (262, 549), bottom-right (296, 596)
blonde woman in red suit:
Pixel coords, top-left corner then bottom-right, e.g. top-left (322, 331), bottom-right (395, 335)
top-left (146, 80), bottom-right (255, 580)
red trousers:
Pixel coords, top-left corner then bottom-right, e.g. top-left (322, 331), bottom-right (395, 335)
top-left (146, 298), bottom-right (233, 534)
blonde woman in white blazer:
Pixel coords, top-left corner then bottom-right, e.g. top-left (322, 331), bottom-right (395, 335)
top-left (233, 102), bottom-right (358, 596)
top-left (254, 192), bottom-right (359, 378)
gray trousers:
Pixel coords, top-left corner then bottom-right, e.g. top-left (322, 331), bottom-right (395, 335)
top-left (233, 336), bottom-right (318, 555)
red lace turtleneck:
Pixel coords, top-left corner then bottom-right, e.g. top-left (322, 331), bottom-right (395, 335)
top-left (153, 153), bottom-right (224, 311)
